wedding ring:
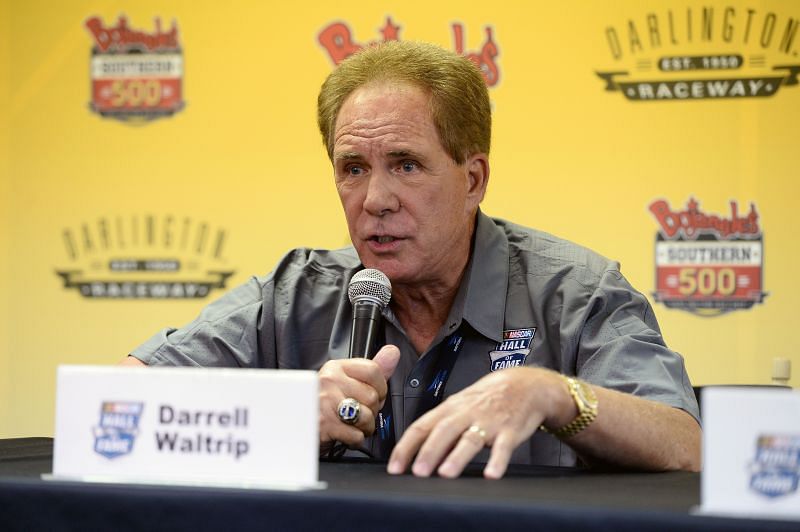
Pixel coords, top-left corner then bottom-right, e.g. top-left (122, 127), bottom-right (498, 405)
top-left (465, 424), bottom-right (487, 443)
top-left (337, 398), bottom-right (361, 425)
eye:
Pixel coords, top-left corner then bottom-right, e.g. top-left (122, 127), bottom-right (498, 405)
top-left (398, 160), bottom-right (418, 173)
top-left (345, 165), bottom-right (365, 177)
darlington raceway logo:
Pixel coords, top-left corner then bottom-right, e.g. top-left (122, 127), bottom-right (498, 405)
top-left (596, 6), bottom-right (800, 101)
top-left (649, 198), bottom-right (766, 316)
top-left (93, 401), bottom-right (144, 459)
top-left (317, 16), bottom-right (500, 87)
top-left (749, 435), bottom-right (800, 498)
top-left (84, 15), bottom-right (185, 121)
top-left (55, 214), bottom-right (234, 299)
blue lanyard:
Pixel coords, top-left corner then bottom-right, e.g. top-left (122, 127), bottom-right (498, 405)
top-left (372, 326), bottom-right (466, 457)
top-left (413, 329), bottom-right (465, 415)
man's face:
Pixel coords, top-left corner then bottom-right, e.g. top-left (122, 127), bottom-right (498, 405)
top-left (332, 83), bottom-right (488, 288)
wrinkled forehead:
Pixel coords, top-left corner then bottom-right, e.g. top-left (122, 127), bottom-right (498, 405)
top-left (335, 81), bottom-right (431, 125)
top-left (333, 84), bottom-right (439, 151)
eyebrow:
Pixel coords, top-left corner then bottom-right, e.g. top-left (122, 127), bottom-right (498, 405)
top-left (387, 150), bottom-right (423, 159)
top-left (333, 152), bottom-right (362, 162)
top-left (333, 149), bottom-right (425, 163)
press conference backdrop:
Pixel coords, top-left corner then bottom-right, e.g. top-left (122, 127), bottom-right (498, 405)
top-left (3, 0), bottom-right (799, 437)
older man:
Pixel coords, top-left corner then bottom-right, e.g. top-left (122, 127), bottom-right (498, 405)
top-left (125, 41), bottom-right (701, 479)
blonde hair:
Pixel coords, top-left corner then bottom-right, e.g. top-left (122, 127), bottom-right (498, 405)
top-left (317, 41), bottom-right (491, 165)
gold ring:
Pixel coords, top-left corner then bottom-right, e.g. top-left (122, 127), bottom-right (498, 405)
top-left (465, 424), bottom-right (487, 441)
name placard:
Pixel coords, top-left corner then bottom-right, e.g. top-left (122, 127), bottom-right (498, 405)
top-left (51, 365), bottom-right (323, 490)
top-left (699, 387), bottom-right (800, 521)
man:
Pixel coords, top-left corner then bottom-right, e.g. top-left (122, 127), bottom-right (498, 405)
top-left (125, 41), bottom-right (701, 479)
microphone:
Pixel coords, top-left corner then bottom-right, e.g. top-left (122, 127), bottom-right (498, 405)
top-left (347, 269), bottom-right (392, 359)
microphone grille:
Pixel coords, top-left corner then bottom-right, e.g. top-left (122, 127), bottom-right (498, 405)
top-left (348, 268), bottom-right (392, 307)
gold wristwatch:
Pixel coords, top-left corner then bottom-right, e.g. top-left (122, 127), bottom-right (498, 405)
top-left (541, 375), bottom-right (598, 439)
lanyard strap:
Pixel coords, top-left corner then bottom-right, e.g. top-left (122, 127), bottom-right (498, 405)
top-left (413, 329), bottom-right (465, 415)
top-left (372, 326), bottom-right (466, 457)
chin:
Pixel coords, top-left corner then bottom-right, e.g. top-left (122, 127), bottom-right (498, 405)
top-left (358, 257), bottom-right (411, 285)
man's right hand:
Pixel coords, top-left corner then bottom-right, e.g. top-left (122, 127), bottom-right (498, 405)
top-left (318, 345), bottom-right (400, 452)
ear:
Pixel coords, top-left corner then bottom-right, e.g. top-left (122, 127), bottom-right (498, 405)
top-left (464, 153), bottom-right (490, 208)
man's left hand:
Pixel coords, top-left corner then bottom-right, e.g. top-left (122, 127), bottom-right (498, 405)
top-left (387, 367), bottom-right (573, 479)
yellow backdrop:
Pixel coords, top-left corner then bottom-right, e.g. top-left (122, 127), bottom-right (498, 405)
top-left (2, 0), bottom-right (799, 437)
top-left (1, 0), bottom-right (9, 436)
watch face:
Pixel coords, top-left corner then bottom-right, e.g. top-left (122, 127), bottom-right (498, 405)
top-left (575, 381), bottom-right (598, 408)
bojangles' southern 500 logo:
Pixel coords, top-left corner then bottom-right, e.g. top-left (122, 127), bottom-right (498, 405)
top-left (649, 198), bottom-right (767, 316)
top-left (84, 15), bottom-right (185, 120)
top-left (317, 16), bottom-right (500, 87)
top-left (597, 7), bottom-right (800, 101)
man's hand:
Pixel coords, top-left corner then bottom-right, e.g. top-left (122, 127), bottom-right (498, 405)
top-left (319, 345), bottom-right (400, 452)
top-left (387, 366), bottom-right (701, 479)
top-left (387, 367), bottom-right (568, 479)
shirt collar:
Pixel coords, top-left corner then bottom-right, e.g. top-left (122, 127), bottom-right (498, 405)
top-left (459, 209), bottom-right (508, 343)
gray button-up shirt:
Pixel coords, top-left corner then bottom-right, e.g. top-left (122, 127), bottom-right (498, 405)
top-left (133, 210), bottom-right (699, 466)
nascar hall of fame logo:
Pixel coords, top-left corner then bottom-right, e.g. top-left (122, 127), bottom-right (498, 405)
top-left (317, 16), bottom-right (500, 87)
top-left (749, 435), bottom-right (800, 499)
top-left (84, 15), bottom-right (185, 121)
top-left (596, 6), bottom-right (800, 101)
top-left (489, 328), bottom-right (536, 372)
top-left (649, 198), bottom-right (767, 316)
top-left (93, 401), bottom-right (144, 459)
top-left (55, 214), bottom-right (235, 299)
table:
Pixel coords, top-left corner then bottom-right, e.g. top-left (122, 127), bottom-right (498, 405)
top-left (0, 438), bottom-right (795, 531)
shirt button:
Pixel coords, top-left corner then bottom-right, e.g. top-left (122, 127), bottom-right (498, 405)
top-left (409, 378), bottom-right (420, 388)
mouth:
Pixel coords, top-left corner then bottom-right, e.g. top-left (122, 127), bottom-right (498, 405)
top-left (365, 234), bottom-right (404, 251)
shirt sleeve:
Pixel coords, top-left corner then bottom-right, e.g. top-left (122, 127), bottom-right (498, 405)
top-left (567, 269), bottom-right (701, 424)
top-left (130, 276), bottom-right (271, 368)
top-left (128, 247), bottom-right (357, 369)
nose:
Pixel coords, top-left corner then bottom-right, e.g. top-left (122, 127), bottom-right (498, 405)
top-left (363, 170), bottom-right (400, 216)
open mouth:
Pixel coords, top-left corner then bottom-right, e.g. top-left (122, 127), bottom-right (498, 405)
top-left (366, 235), bottom-right (404, 249)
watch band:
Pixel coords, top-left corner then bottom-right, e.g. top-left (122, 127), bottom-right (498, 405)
top-left (541, 375), bottom-right (598, 439)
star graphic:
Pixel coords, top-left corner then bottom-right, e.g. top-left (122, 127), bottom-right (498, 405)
top-left (380, 17), bottom-right (401, 41)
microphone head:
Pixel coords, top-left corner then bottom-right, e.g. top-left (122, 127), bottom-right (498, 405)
top-left (348, 268), bottom-right (392, 308)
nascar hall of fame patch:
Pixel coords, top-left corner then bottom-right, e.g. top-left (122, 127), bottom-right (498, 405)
top-left (649, 198), bottom-right (767, 316)
top-left (596, 7), bottom-right (800, 101)
top-left (93, 401), bottom-right (144, 459)
top-left (749, 435), bottom-right (800, 498)
top-left (55, 214), bottom-right (235, 299)
top-left (84, 15), bottom-right (184, 121)
top-left (317, 16), bottom-right (500, 87)
top-left (489, 328), bottom-right (536, 372)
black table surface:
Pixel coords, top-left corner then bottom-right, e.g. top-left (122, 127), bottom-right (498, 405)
top-left (0, 438), bottom-right (796, 531)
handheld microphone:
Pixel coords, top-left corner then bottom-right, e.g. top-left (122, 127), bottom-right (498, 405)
top-left (347, 269), bottom-right (392, 359)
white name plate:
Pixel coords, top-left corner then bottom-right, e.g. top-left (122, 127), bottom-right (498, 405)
top-left (51, 365), bottom-right (323, 490)
top-left (699, 387), bottom-right (800, 521)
